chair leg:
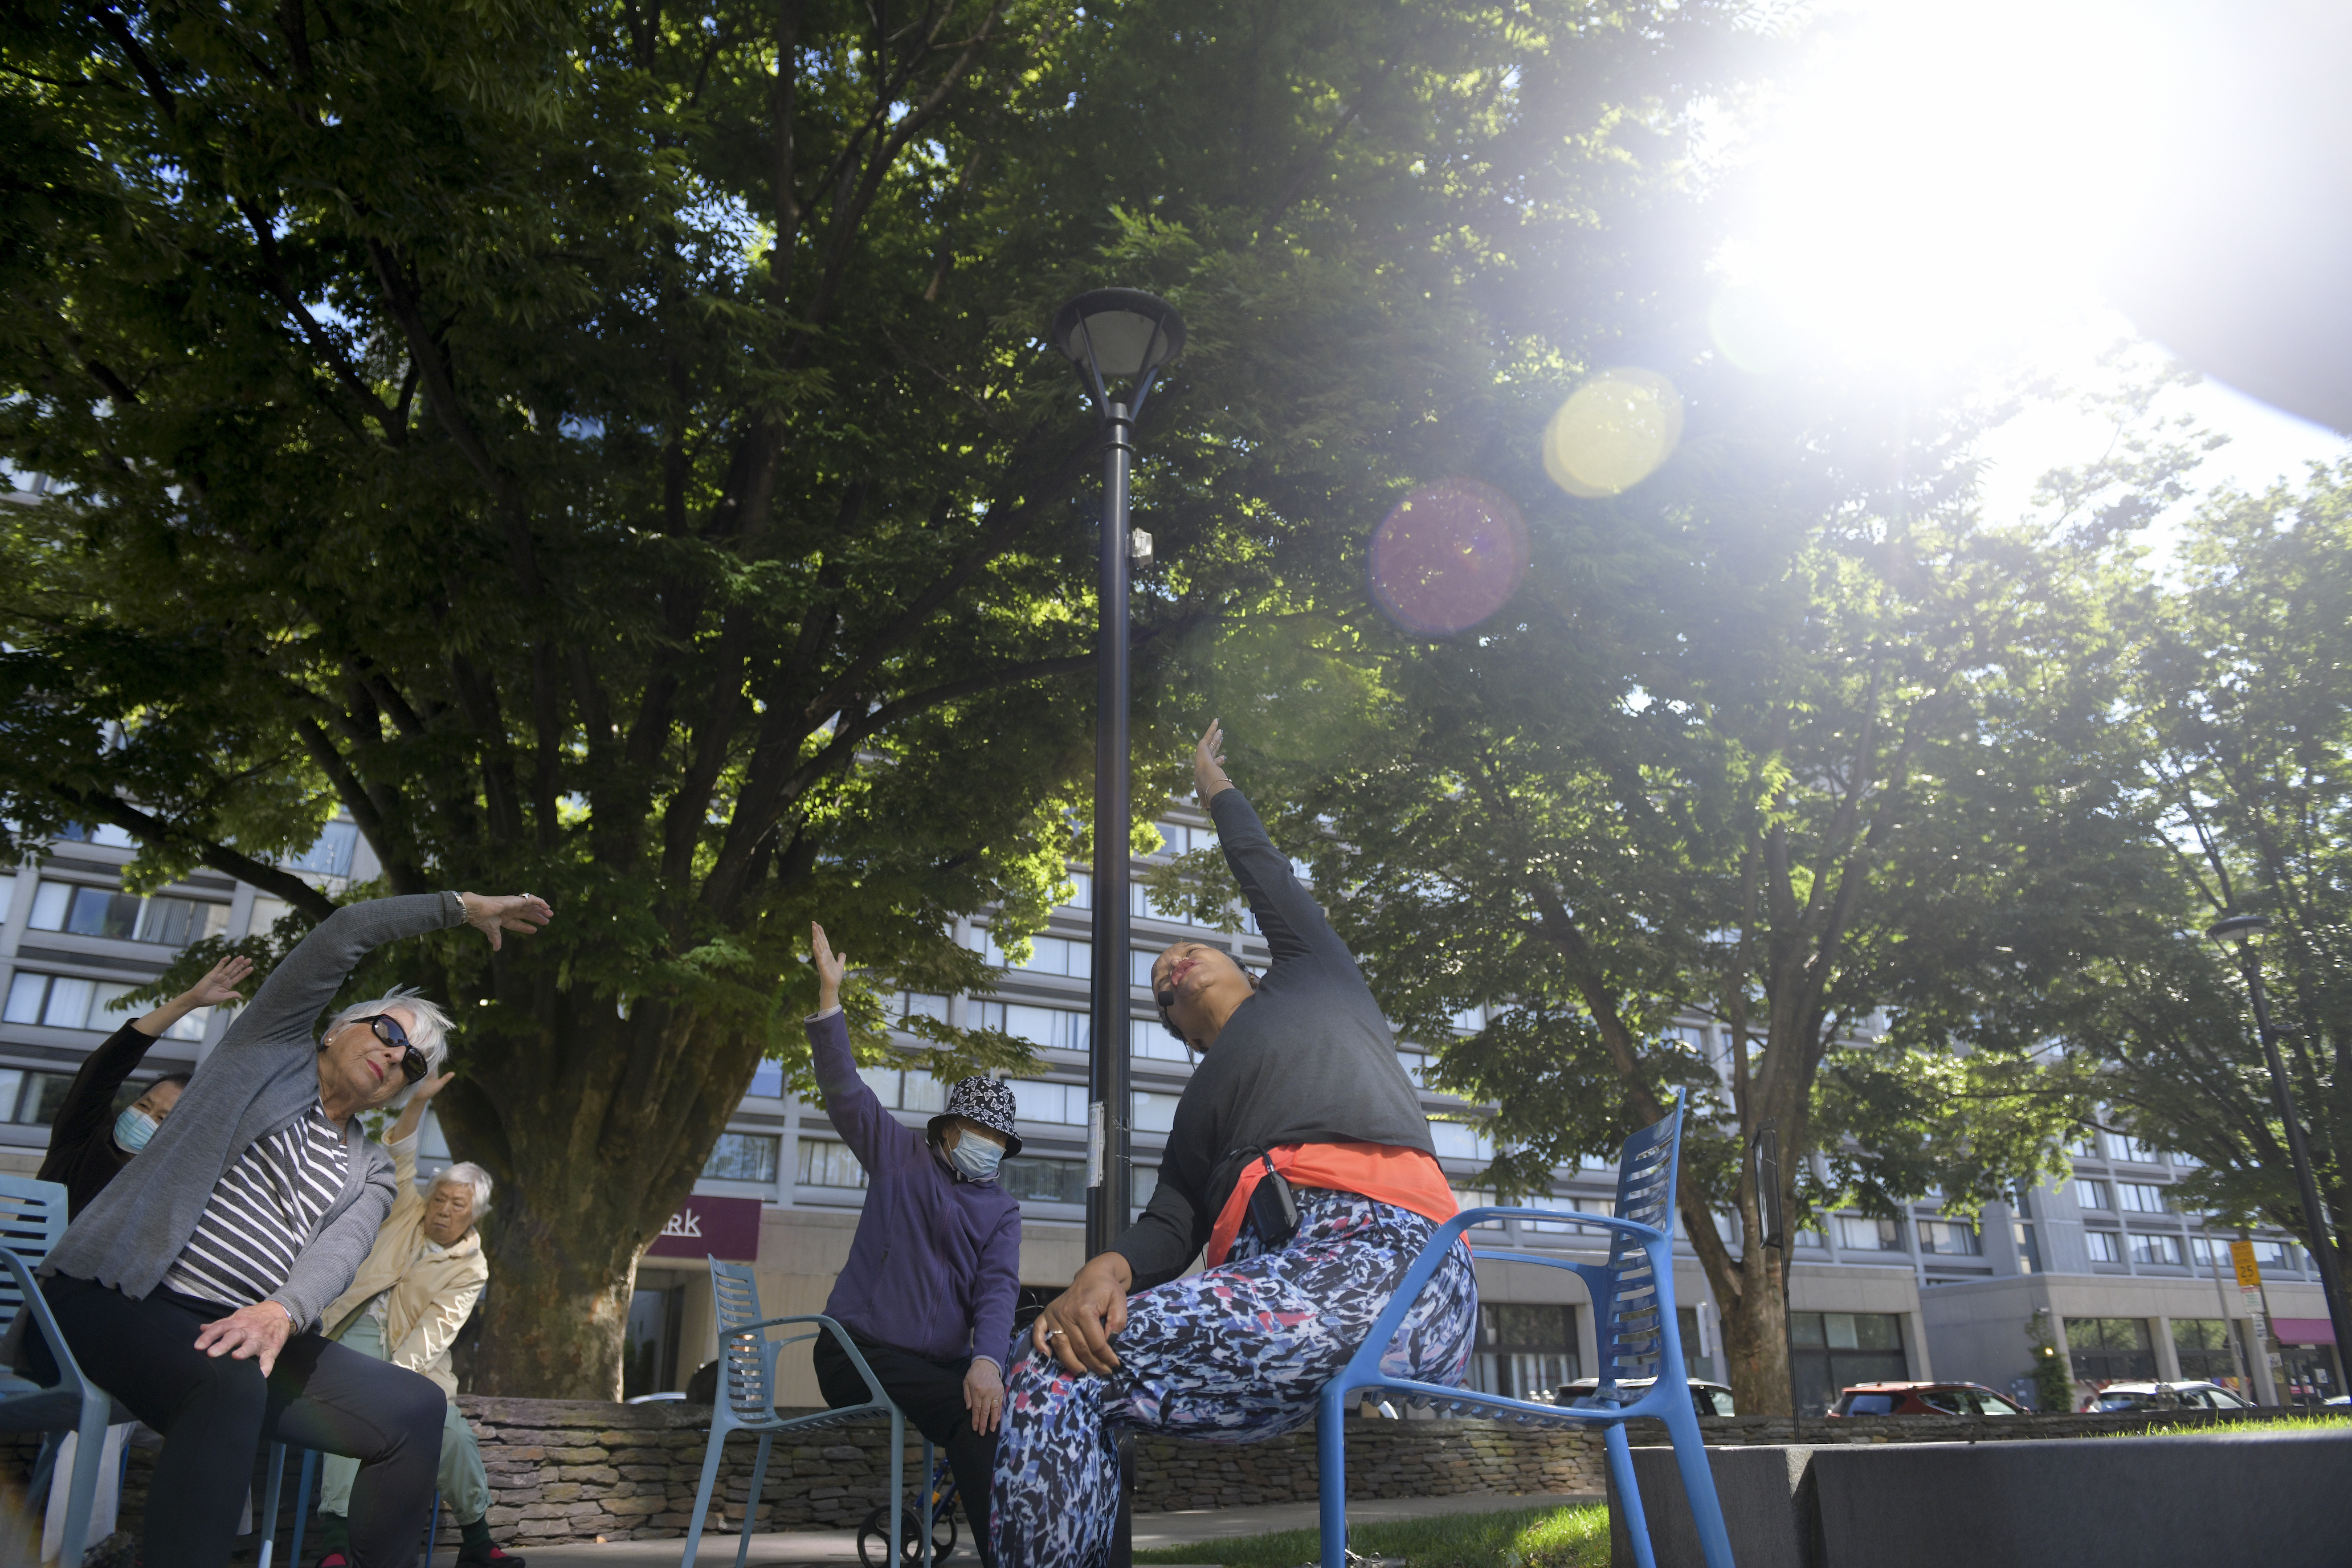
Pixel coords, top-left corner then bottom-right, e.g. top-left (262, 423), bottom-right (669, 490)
top-left (680, 1427), bottom-right (729, 1566)
top-left (56, 1396), bottom-right (112, 1568)
top-left (258, 1440), bottom-right (289, 1568)
top-left (735, 1435), bottom-right (773, 1568)
top-left (887, 1413), bottom-right (904, 1568)
top-left (918, 1440), bottom-right (934, 1568)
top-left (1316, 1383), bottom-right (1349, 1568)
top-left (423, 1488), bottom-right (441, 1568)
top-left (1659, 1392), bottom-right (1737, 1568)
top-left (1603, 1422), bottom-right (1659, 1568)
top-left (292, 1449), bottom-right (319, 1567)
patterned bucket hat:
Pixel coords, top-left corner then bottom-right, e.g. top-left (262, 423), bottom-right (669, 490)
top-left (930, 1075), bottom-right (1023, 1157)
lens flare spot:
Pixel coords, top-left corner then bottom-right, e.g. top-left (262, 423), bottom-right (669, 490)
top-left (1709, 284), bottom-right (1798, 375)
top-left (1542, 369), bottom-right (1684, 498)
top-left (1368, 478), bottom-right (1530, 638)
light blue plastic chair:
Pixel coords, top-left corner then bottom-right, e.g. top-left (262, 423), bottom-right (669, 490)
top-left (254, 1439), bottom-right (437, 1567)
top-left (0, 1175), bottom-right (115, 1568)
top-left (679, 1259), bottom-right (933, 1567)
top-left (1314, 1099), bottom-right (1736, 1568)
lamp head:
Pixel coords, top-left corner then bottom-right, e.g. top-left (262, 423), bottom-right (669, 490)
top-left (2205, 913), bottom-right (2273, 942)
top-left (1052, 289), bottom-right (1186, 385)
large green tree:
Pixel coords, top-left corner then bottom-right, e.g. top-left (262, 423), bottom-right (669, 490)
top-left (2047, 462), bottom-right (2352, 1260)
top-left (0, 0), bottom-right (1758, 1394)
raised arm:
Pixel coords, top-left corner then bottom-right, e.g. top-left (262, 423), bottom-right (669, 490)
top-left (803, 923), bottom-right (916, 1171)
top-left (1192, 722), bottom-right (1350, 971)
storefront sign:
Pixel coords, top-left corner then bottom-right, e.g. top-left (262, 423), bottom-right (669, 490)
top-left (646, 1194), bottom-right (763, 1261)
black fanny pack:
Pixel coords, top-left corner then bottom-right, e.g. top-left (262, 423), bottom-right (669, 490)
top-left (1244, 1151), bottom-right (1300, 1248)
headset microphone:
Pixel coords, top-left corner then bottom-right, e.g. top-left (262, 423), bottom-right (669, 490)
top-left (1155, 989), bottom-right (1177, 1010)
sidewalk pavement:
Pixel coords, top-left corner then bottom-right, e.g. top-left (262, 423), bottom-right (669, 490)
top-left (430, 1491), bottom-right (1603, 1567)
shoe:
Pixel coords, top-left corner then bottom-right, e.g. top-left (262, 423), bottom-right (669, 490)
top-left (313, 1555), bottom-right (349, 1568)
top-left (453, 1545), bottom-right (526, 1568)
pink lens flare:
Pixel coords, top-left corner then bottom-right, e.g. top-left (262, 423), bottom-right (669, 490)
top-left (1368, 479), bottom-right (1532, 638)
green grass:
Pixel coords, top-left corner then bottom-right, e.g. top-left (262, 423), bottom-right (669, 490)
top-left (2110, 1411), bottom-right (2351, 1438)
top-left (1132, 1502), bottom-right (1610, 1568)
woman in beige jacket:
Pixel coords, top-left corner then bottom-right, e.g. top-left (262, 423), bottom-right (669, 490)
top-left (311, 1073), bottom-right (522, 1568)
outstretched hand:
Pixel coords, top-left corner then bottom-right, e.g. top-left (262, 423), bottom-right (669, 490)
top-left (811, 922), bottom-right (848, 1011)
top-left (1194, 720), bottom-right (1234, 806)
top-left (461, 893), bottom-right (553, 950)
top-left (183, 953), bottom-right (254, 1009)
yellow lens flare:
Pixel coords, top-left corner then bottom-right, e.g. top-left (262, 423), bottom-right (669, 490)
top-left (1542, 370), bottom-right (1684, 498)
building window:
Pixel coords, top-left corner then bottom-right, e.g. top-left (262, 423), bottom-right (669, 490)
top-left (1678, 1305), bottom-right (1718, 1383)
top-left (0, 1069), bottom-right (74, 1126)
top-left (973, 930), bottom-right (1090, 979)
top-left (1428, 1120), bottom-right (1490, 1162)
top-left (703, 1132), bottom-right (780, 1184)
top-left (2172, 1318), bottom-right (2246, 1385)
top-left (1917, 1220), bottom-right (1981, 1256)
top-left (2110, 1134), bottom-right (2163, 1163)
top-left (2067, 1316), bottom-right (2155, 1383)
top-left (2013, 1221), bottom-right (2041, 1273)
top-left (0, 973), bottom-right (201, 1036)
top-left (1789, 1312), bottom-right (1907, 1416)
top-left (26, 883), bottom-right (229, 945)
top-left (794, 1137), bottom-right (865, 1190)
top-left (971, 1001), bottom-right (1088, 1054)
top-left (855, 1062), bottom-right (948, 1113)
top-left (2074, 1179), bottom-right (2113, 1210)
top-left (893, 991), bottom-right (950, 1024)
top-left (2084, 1230), bottom-right (2122, 1263)
top-left (999, 1156), bottom-right (1088, 1206)
top-left (2128, 1232), bottom-right (2184, 1267)
top-left (2064, 1134), bottom-right (2098, 1159)
top-left (1448, 1187), bottom-right (1506, 1231)
top-left (1133, 1016), bottom-right (1190, 1062)
top-left (1471, 1302), bottom-right (1579, 1402)
top-left (1007, 1079), bottom-right (1086, 1125)
top-left (1132, 1091), bottom-right (1180, 1133)
top-left (2117, 1182), bottom-right (2169, 1214)
top-left (1836, 1215), bottom-right (1904, 1251)
top-left (746, 1060), bottom-right (785, 1099)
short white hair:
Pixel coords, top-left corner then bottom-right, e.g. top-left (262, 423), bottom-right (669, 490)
top-left (430, 1161), bottom-right (493, 1222)
top-left (324, 986), bottom-right (455, 1105)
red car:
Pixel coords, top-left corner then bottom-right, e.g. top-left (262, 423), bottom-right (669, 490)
top-left (1831, 1381), bottom-right (2029, 1416)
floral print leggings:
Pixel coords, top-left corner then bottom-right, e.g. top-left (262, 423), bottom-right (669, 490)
top-left (990, 1187), bottom-right (1479, 1568)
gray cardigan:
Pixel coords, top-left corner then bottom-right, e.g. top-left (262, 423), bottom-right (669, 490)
top-left (47, 892), bottom-right (467, 1329)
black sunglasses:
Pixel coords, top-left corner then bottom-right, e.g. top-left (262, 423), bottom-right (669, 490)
top-left (361, 1014), bottom-right (429, 1084)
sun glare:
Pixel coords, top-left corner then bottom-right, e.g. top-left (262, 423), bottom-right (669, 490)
top-left (1724, 0), bottom-right (2186, 374)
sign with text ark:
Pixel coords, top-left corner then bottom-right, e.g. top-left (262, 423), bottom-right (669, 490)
top-left (646, 1194), bottom-right (764, 1263)
top-left (2231, 1238), bottom-right (2264, 1291)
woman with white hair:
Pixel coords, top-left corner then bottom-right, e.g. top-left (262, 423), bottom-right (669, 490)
top-left (310, 1063), bottom-right (521, 1568)
top-left (39, 890), bottom-right (551, 1568)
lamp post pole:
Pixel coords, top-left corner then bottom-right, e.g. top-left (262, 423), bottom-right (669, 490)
top-left (1052, 291), bottom-right (1185, 1568)
top-left (2206, 913), bottom-right (2352, 1382)
top-left (1088, 397), bottom-right (1136, 1261)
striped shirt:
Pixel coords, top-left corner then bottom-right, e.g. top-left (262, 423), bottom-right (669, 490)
top-left (161, 1101), bottom-right (350, 1309)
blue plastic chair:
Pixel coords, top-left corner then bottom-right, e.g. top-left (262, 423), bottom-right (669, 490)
top-left (1315, 1099), bottom-right (1736, 1568)
top-left (0, 1175), bottom-right (115, 1568)
top-left (679, 1259), bottom-right (933, 1567)
top-left (254, 1443), bottom-right (438, 1568)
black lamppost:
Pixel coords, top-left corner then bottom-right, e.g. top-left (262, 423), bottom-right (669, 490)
top-left (1051, 289), bottom-right (1186, 1262)
top-left (2204, 912), bottom-right (2352, 1378)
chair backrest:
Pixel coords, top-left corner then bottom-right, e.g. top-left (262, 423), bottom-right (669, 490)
top-left (0, 1177), bottom-right (70, 1324)
top-left (708, 1259), bottom-right (774, 1420)
top-left (1593, 1100), bottom-right (1683, 1402)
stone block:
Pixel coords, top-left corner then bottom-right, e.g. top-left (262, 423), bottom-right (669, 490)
top-left (1609, 1444), bottom-right (1815, 1568)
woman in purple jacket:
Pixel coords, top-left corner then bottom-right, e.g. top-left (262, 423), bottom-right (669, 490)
top-left (805, 924), bottom-right (1022, 1567)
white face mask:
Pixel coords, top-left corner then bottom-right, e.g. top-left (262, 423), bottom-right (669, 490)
top-left (949, 1135), bottom-right (1005, 1182)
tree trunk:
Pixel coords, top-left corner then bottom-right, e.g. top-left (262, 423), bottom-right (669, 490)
top-left (432, 975), bottom-right (771, 1398)
top-left (1717, 1240), bottom-right (1790, 1418)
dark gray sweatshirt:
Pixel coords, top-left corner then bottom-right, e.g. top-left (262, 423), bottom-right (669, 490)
top-left (47, 893), bottom-right (465, 1329)
top-left (1108, 790), bottom-right (1432, 1289)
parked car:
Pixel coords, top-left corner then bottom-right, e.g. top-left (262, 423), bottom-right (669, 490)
top-left (1549, 1377), bottom-right (1738, 1418)
top-left (2079, 1380), bottom-right (2255, 1412)
top-left (1831, 1381), bottom-right (2028, 1416)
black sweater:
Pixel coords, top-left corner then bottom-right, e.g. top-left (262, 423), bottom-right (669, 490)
top-left (1108, 789), bottom-right (1434, 1289)
top-left (36, 1019), bottom-right (164, 1216)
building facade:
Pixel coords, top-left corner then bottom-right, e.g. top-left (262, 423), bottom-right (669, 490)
top-left (4, 807), bottom-right (2335, 1412)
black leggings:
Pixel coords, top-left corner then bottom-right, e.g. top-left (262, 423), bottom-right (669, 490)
top-left (43, 1276), bottom-right (446, 1568)
top-left (814, 1328), bottom-right (999, 1567)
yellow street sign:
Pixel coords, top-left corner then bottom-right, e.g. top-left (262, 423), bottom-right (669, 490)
top-left (2231, 1239), bottom-right (2263, 1291)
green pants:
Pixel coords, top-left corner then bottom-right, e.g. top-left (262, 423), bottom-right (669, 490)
top-left (318, 1315), bottom-right (491, 1525)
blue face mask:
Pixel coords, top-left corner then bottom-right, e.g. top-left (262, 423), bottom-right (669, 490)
top-left (113, 1106), bottom-right (158, 1154)
top-left (949, 1133), bottom-right (1005, 1183)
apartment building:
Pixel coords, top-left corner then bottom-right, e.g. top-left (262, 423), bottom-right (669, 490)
top-left (6, 810), bottom-right (2333, 1413)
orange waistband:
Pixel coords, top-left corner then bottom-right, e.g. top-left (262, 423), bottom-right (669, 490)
top-left (1205, 1141), bottom-right (1461, 1267)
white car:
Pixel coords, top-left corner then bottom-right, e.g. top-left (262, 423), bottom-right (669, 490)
top-left (2081, 1380), bottom-right (2253, 1412)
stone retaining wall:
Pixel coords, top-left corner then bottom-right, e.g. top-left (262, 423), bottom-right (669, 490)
top-left (15, 1399), bottom-right (2316, 1551)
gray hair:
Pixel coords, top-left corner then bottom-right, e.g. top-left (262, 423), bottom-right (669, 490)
top-left (323, 986), bottom-right (455, 1105)
top-left (429, 1160), bottom-right (493, 1223)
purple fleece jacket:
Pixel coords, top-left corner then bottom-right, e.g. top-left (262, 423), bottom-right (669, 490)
top-left (808, 1007), bottom-right (1022, 1367)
